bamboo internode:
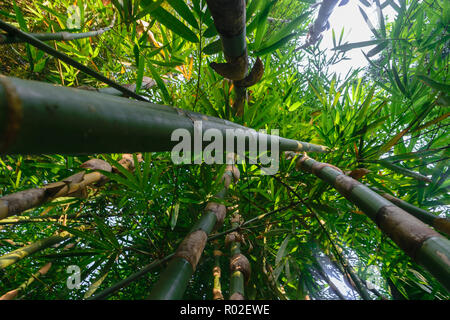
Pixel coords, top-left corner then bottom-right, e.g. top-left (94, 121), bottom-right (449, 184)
top-left (0, 232), bottom-right (70, 269)
top-left (0, 76), bottom-right (328, 155)
top-left (296, 155), bottom-right (450, 291)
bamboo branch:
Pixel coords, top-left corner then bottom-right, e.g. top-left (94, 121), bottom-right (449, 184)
top-left (0, 232), bottom-right (71, 269)
top-left (0, 159), bottom-right (113, 219)
top-left (0, 16), bottom-right (115, 45)
top-left (0, 262), bottom-right (52, 300)
top-left (0, 19), bottom-right (146, 101)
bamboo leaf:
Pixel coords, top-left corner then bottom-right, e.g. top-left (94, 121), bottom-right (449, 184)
top-left (166, 0), bottom-right (199, 29)
top-left (276, 234), bottom-right (291, 265)
top-left (333, 39), bottom-right (386, 52)
top-left (151, 6), bottom-right (199, 43)
top-left (58, 225), bottom-right (112, 250)
top-left (416, 75), bottom-right (450, 93)
top-left (262, 11), bottom-right (310, 48)
top-left (203, 39), bottom-right (221, 55)
top-left (135, 0), bottom-right (164, 20)
top-left (83, 255), bottom-right (116, 299)
top-left (148, 62), bottom-right (171, 103)
top-left (255, 33), bottom-right (297, 56)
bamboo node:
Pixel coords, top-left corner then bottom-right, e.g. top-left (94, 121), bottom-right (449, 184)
top-left (225, 232), bottom-right (244, 247)
top-left (230, 292), bottom-right (245, 300)
top-left (206, 202), bottom-right (227, 229)
top-left (376, 205), bottom-right (441, 259)
top-left (175, 230), bottom-right (208, 271)
top-left (230, 253), bottom-right (251, 283)
top-left (234, 57), bottom-right (264, 88)
top-left (334, 174), bottom-right (360, 197)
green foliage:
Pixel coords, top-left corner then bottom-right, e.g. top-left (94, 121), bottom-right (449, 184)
top-left (0, 0), bottom-right (448, 301)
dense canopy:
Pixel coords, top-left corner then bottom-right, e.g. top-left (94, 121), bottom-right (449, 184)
top-left (0, 0), bottom-right (449, 300)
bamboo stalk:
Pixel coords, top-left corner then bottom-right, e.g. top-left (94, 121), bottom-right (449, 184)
top-left (370, 186), bottom-right (450, 237)
top-left (206, 0), bottom-right (264, 116)
top-left (147, 160), bottom-right (239, 299)
top-left (0, 76), bottom-right (328, 155)
top-left (297, 0), bottom-right (339, 50)
top-left (0, 158), bottom-right (113, 219)
top-left (296, 155), bottom-right (450, 291)
top-left (0, 19), bottom-right (146, 101)
top-left (0, 232), bottom-right (70, 269)
top-left (92, 203), bottom-right (298, 299)
top-left (227, 212), bottom-right (250, 300)
top-left (0, 262), bottom-right (52, 300)
top-left (0, 16), bottom-right (115, 45)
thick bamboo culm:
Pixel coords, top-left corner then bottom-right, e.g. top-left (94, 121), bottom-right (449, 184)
top-left (147, 159), bottom-right (239, 299)
top-left (370, 186), bottom-right (450, 237)
top-left (0, 76), bottom-right (328, 155)
top-left (206, 0), bottom-right (262, 116)
top-left (296, 155), bottom-right (450, 291)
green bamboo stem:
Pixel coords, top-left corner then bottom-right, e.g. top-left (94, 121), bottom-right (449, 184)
top-left (0, 76), bottom-right (328, 155)
top-left (147, 163), bottom-right (239, 299)
top-left (212, 242), bottom-right (224, 300)
top-left (0, 16), bottom-right (115, 45)
top-left (0, 232), bottom-right (70, 269)
top-left (370, 186), bottom-right (450, 237)
top-left (0, 19), bottom-right (146, 101)
top-left (296, 155), bottom-right (450, 291)
top-left (0, 158), bottom-right (114, 219)
top-left (90, 204), bottom-right (298, 300)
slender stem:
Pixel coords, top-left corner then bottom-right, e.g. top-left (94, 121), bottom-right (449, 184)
top-left (0, 19), bottom-right (146, 101)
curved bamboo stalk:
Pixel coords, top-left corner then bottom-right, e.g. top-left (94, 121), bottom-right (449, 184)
top-left (370, 186), bottom-right (450, 237)
top-left (296, 155), bottom-right (450, 291)
top-left (0, 16), bottom-right (115, 45)
top-left (147, 160), bottom-right (240, 299)
top-left (0, 76), bottom-right (328, 155)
